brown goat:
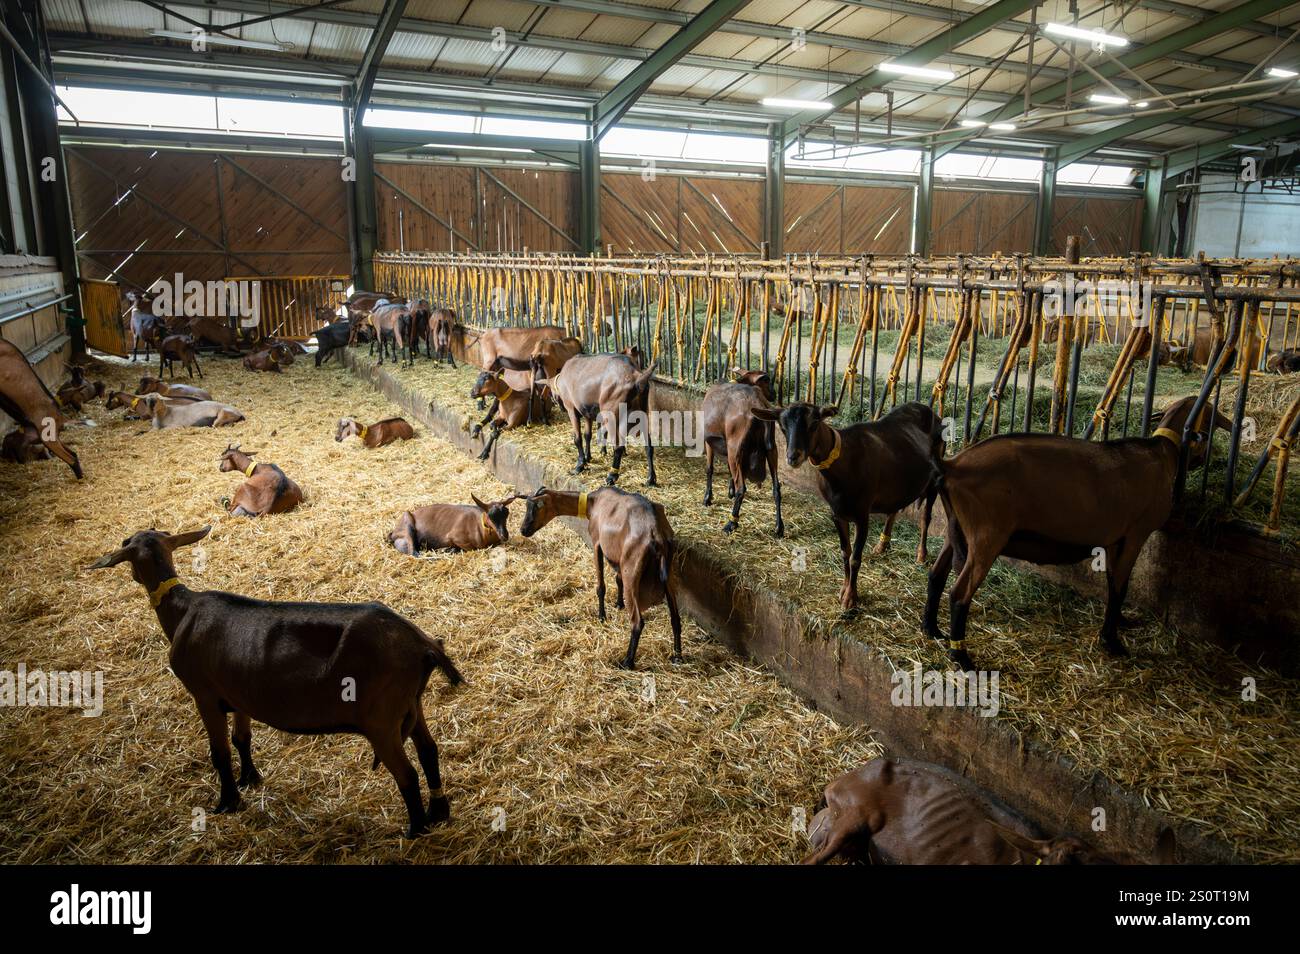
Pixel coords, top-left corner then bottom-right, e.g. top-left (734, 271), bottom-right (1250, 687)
top-left (488, 335), bottom-right (582, 425)
top-left (469, 371), bottom-right (549, 460)
top-left (1, 425), bottom-right (51, 463)
top-left (178, 315), bottom-right (243, 354)
top-left (1267, 349), bottom-right (1300, 374)
top-left (0, 338), bottom-right (81, 477)
top-left (88, 526), bottom-right (462, 837)
top-left (474, 324), bottom-right (567, 380)
top-left (430, 307), bottom-right (458, 367)
top-left (105, 390), bottom-right (198, 420)
top-left (925, 396), bottom-right (1231, 669)
top-left (335, 417), bottom-right (415, 447)
top-left (700, 368), bottom-right (783, 536)
top-left (159, 334), bottom-right (203, 380)
top-left (520, 486), bottom-right (681, 669)
top-left (137, 375), bottom-right (211, 401)
top-left (804, 758), bottom-right (1177, 865)
top-left (550, 354), bottom-right (658, 486)
top-left (359, 301), bottom-right (410, 365)
top-left (389, 495), bottom-right (515, 554)
top-left (754, 401), bottom-right (943, 609)
top-left (57, 366), bottom-right (105, 411)
top-left (218, 444), bottom-right (303, 517)
top-left (242, 343), bottom-right (295, 373)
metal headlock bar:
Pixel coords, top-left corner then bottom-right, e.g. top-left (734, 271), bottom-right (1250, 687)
top-left (373, 248), bottom-right (1300, 536)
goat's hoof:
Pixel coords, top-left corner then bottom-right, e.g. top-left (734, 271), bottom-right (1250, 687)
top-left (615, 657), bottom-right (636, 671)
top-left (470, 426), bottom-right (481, 438)
top-left (1101, 638), bottom-right (1129, 658)
top-left (949, 651), bottom-right (976, 672)
top-left (614, 599), bottom-right (624, 610)
top-left (646, 478), bottom-right (658, 488)
top-left (477, 451), bottom-right (490, 462)
top-left (723, 521), bottom-right (737, 534)
top-left (212, 796), bottom-right (241, 814)
top-left (669, 654), bottom-right (685, 665)
top-left (406, 822), bottom-right (429, 839)
top-left (427, 795), bottom-right (451, 826)
top-left (237, 769), bottom-right (263, 789)
top-left (773, 523), bottom-right (785, 538)
top-left (702, 495), bottom-right (713, 506)
top-left (1118, 613), bottom-right (1143, 630)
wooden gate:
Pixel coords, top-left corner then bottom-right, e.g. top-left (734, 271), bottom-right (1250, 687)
top-left (225, 274), bottom-right (348, 340)
top-left (80, 279), bottom-right (128, 356)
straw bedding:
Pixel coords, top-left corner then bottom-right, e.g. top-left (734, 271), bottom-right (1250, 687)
top-left (404, 355), bottom-right (1300, 862)
top-left (0, 355), bottom-right (877, 864)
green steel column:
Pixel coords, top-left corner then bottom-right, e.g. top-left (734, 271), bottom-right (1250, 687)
top-left (914, 145), bottom-right (934, 256)
top-left (579, 136), bottom-right (602, 254)
top-left (764, 126), bottom-right (784, 258)
top-left (1140, 159), bottom-right (1167, 254)
top-left (349, 114), bottom-right (377, 290)
top-left (1034, 152), bottom-right (1058, 255)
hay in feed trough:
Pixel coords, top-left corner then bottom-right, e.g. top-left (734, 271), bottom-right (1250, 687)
top-left (0, 355), bottom-right (877, 864)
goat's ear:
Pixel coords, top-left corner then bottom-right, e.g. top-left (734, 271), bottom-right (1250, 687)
top-left (817, 404), bottom-right (839, 420)
top-left (751, 406), bottom-right (780, 422)
top-left (1153, 828), bottom-right (1177, 865)
top-left (470, 493), bottom-right (489, 511)
top-left (87, 547), bottom-right (130, 570)
top-left (729, 366), bottom-right (743, 380)
top-left (988, 822), bottom-right (1051, 858)
top-left (166, 526), bottom-right (211, 550)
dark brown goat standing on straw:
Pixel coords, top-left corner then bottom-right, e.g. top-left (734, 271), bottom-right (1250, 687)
top-left (218, 444), bottom-right (303, 517)
top-left (753, 401), bottom-right (942, 609)
top-left (804, 758), bottom-right (1177, 865)
top-left (924, 396), bottom-right (1231, 670)
top-left (430, 307), bottom-right (458, 367)
top-left (700, 367), bottom-right (783, 536)
top-left (335, 417), bottom-right (414, 447)
top-left (88, 526), bottom-right (462, 837)
top-left (550, 354), bottom-right (658, 486)
top-left (159, 334), bottom-right (203, 380)
top-left (520, 486), bottom-right (682, 669)
top-left (389, 495), bottom-right (515, 554)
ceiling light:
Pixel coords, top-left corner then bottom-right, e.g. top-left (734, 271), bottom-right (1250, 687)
top-left (1268, 67), bottom-right (1299, 78)
top-left (989, 122), bottom-right (1017, 131)
top-left (878, 63), bottom-right (956, 81)
top-left (1089, 93), bottom-right (1130, 105)
top-left (761, 97), bottom-right (833, 110)
top-left (1135, 101), bottom-right (1149, 108)
top-left (959, 119), bottom-right (986, 128)
top-left (1044, 23), bottom-right (1129, 47)
top-left (150, 28), bottom-right (289, 52)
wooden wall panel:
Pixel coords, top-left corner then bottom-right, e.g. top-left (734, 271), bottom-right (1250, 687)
top-left (66, 147), bottom-right (348, 290)
top-left (602, 173), bottom-right (761, 254)
top-left (375, 162), bottom-right (579, 253)
top-left (1049, 194), bottom-right (1143, 256)
top-left (930, 188), bottom-right (1036, 255)
top-left (785, 182), bottom-right (912, 254)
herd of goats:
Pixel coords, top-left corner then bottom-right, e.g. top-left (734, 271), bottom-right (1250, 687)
top-left (0, 284), bottom-right (1250, 864)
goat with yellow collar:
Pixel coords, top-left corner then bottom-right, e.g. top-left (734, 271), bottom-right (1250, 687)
top-left (334, 416), bottom-right (415, 448)
top-left (923, 395), bottom-right (1231, 671)
top-left (753, 401), bottom-right (945, 612)
top-left (388, 493), bottom-right (517, 555)
top-left (217, 443), bottom-right (303, 517)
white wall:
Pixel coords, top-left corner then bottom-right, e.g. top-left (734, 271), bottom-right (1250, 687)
top-left (1190, 173), bottom-right (1300, 257)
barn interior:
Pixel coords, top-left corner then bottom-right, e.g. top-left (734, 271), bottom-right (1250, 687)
top-left (2, 0), bottom-right (1300, 867)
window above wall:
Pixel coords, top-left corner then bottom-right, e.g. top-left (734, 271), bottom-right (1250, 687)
top-left (1057, 163), bottom-right (1138, 187)
top-left (600, 126), bottom-right (767, 165)
top-left (56, 86), bottom-right (344, 138)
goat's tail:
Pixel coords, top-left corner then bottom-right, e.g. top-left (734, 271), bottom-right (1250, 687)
top-left (426, 638), bottom-right (464, 688)
top-left (929, 457), bottom-right (948, 498)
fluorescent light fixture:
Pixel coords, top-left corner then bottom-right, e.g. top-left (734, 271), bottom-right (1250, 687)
top-left (1135, 101), bottom-right (1149, 108)
top-left (422, 143), bottom-right (533, 153)
top-left (959, 119), bottom-right (986, 128)
top-left (1044, 22), bottom-right (1128, 47)
top-left (150, 28), bottom-right (288, 52)
top-left (1231, 144), bottom-right (1266, 151)
top-left (989, 122), bottom-right (1017, 131)
top-left (1268, 67), bottom-right (1299, 78)
top-left (760, 97), bottom-right (833, 110)
top-left (877, 62), bottom-right (956, 81)
top-left (1089, 93), bottom-right (1130, 105)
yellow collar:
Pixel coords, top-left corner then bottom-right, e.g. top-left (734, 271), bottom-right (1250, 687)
top-left (149, 577), bottom-right (181, 609)
top-left (481, 512), bottom-right (495, 533)
top-left (244, 462), bottom-right (257, 477)
top-left (813, 427), bottom-right (842, 470)
top-left (1152, 427), bottom-right (1182, 446)
top-left (130, 396), bottom-right (141, 410)
top-left (269, 352), bottom-right (278, 364)
top-left (577, 491), bottom-right (588, 519)
top-left (358, 424), bottom-right (368, 441)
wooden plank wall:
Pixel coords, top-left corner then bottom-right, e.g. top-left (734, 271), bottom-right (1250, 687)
top-left (375, 162), bottom-right (580, 253)
top-left (601, 172), bottom-right (761, 254)
top-left (66, 147), bottom-right (349, 290)
top-left (1049, 194), bottom-right (1144, 256)
top-left (784, 182), bottom-right (912, 254)
top-left (930, 188), bottom-right (1037, 254)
